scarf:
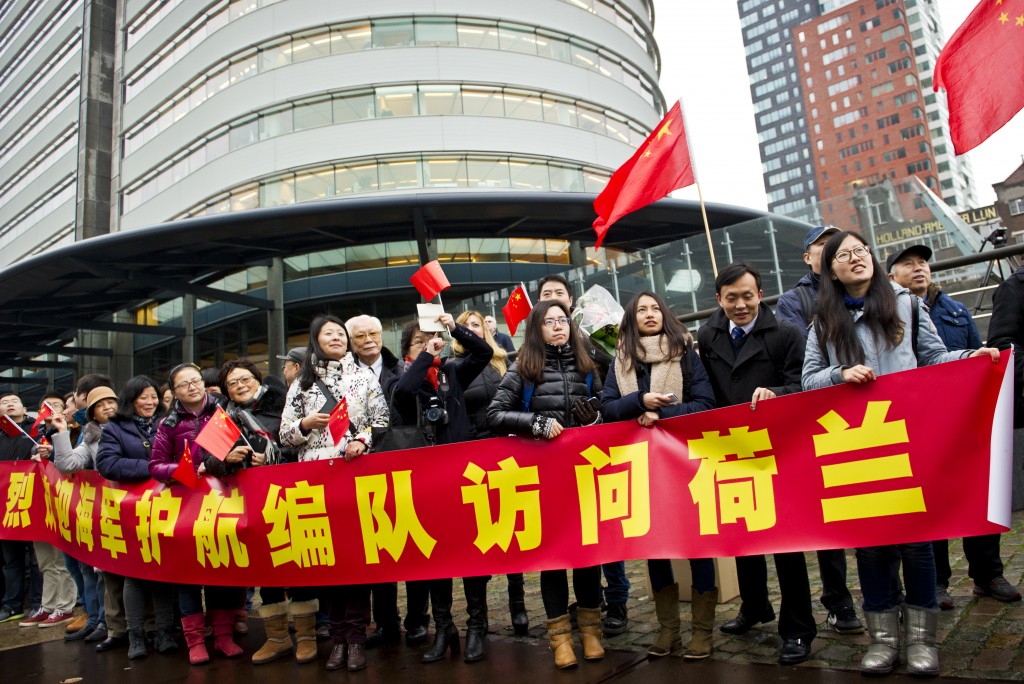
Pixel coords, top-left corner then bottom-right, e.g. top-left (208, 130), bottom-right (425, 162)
top-left (132, 414), bottom-right (156, 437)
top-left (407, 355), bottom-right (443, 389)
top-left (843, 294), bottom-right (865, 310)
top-left (614, 334), bottom-right (684, 403)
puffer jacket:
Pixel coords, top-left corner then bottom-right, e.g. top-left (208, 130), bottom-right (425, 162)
top-left (150, 394), bottom-right (219, 482)
top-left (462, 364), bottom-right (503, 439)
top-left (54, 421), bottom-right (102, 474)
top-left (486, 343), bottom-right (602, 436)
top-left (205, 381), bottom-right (286, 477)
top-left (96, 417), bottom-right (157, 482)
top-left (802, 282), bottom-right (971, 390)
top-left (279, 353), bottom-right (388, 461)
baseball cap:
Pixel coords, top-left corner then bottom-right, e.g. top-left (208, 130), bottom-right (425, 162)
top-left (885, 244), bottom-right (932, 273)
top-left (803, 225), bottom-right (841, 252)
top-left (276, 347), bottom-right (306, 364)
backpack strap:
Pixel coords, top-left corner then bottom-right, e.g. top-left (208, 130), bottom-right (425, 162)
top-left (911, 294), bottom-right (919, 356)
top-left (682, 349), bottom-right (693, 402)
top-left (585, 371), bottom-right (593, 397)
top-left (521, 380), bottom-right (535, 412)
top-left (796, 285), bottom-right (817, 328)
top-left (814, 318), bottom-right (831, 367)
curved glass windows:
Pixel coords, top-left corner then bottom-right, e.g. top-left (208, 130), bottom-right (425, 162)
top-left (166, 154), bottom-right (611, 220)
top-left (121, 15), bottom-right (661, 146)
top-left (121, 83), bottom-right (648, 206)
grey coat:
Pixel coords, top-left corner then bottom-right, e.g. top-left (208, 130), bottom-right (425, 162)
top-left (802, 283), bottom-right (970, 390)
top-left (53, 422), bottom-right (102, 474)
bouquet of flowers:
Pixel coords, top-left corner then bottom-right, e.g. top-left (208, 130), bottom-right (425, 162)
top-left (571, 284), bottom-right (623, 365)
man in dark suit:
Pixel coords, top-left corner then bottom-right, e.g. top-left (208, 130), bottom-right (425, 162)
top-left (696, 262), bottom-right (817, 665)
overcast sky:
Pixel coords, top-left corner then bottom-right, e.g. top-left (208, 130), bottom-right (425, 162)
top-left (653, 1), bottom-right (1024, 212)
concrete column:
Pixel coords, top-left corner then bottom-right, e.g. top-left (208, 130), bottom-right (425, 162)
top-left (182, 296), bottom-right (196, 362)
top-left (267, 258), bottom-right (286, 378)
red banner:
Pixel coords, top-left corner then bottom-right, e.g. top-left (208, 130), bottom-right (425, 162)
top-left (0, 354), bottom-right (1013, 587)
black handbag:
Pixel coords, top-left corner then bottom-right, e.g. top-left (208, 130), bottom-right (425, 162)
top-left (371, 391), bottom-right (432, 452)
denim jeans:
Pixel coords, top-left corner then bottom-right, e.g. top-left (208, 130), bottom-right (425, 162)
top-left (856, 542), bottom-right (937, 611)
top-left (601, 561), bottom-right (631, 605)
top-left (648, 558), bottom-right (716, 594)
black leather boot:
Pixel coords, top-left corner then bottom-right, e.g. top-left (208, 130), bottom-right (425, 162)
top-left (464, 576), bottom-right (489, 663)
top-left (507, 573), bottom-right (528, 636)
top-left (422, 622), bottom-right (458, 663)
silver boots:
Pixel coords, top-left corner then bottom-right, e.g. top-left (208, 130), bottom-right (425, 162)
top-left (904, 605), bottom-right (939, 677)
top-left (861, 608), bottom-right (901, 675)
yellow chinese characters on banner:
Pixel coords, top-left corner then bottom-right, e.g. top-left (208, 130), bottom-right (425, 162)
top-left (355, 472), bottom-right (436, 564)
top-left (194, 488), bottom-right (249, 569)
top-left (687, 426), bottom-right (778, 535)
top-left (76, 482), bottom-right (96, 553)
top-left (136, 489), bottom-right (180, 564)
top-left (264, 480), bottom-right (335, 568)
top-left (576, 442), bottom-right (651, 546)
top-left (3, 472), bottom-right (33, 529)
top-left (55, 478), bottom-right (75, 542)
top-left (100, 486), bottom-right (128, 558)
top-left (813, 401), bottom-right (925, 522)
top-left (462, 456), bottom-right (541, 553)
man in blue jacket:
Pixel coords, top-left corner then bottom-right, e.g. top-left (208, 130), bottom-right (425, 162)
top-left (888, 244), bottom-right (1021, 607)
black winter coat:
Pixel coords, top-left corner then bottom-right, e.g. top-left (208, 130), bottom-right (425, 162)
top-left (601, 350), bottom-right (715, 422)
top-left (0, 417), bottom-right (35, 462)
top-left (988, 266), bottom-right (1024, 429)
top-left (462, 364), bottom-right (503, 438)
top-left (696, 304), bottom-right (805, 408)
top-left (393, 324), bottom-right (492, 445)
top-left (96, 418), bottom-right (158, 482)
top-left (486, 343), bottom-right (602, 436)
top-left (205, 381), bottom-right (286, 477)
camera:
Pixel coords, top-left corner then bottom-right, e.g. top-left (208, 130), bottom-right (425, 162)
top-left (423, 396), bottom-right (449, 426)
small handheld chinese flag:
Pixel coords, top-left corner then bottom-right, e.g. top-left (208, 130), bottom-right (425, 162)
top-left (328, 397), bottom-right (350, 446)
top-left (172, 441), bottom-right (200, 488)
top-left (0, 415), bottom-right (28, 439)
top-left (29, 402), bottom-right (54, 437)
top-left (934, 0), bottom-right (1024, 154)
top-left (592, 100), bottom-right (695, 248)
top-left (502, 284), bottom-right (532, 337)
top-left (195, 407), bottom-right (242, 461)
top-left (410, 260), bottom-right (451, 301)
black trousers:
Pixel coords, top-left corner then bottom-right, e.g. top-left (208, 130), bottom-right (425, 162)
top-left (404, 580), bottom-right (430, 630)
top-left (816, 548), bottom-right (855, 612)
top-left (370, 582), bottom-right (400, 631)
top-left (735, 553), bottom-right (816, 641)
top-left (540, 566), bottom-right (601, 620)
top-left (933, 534), bottom-right (1004, 587)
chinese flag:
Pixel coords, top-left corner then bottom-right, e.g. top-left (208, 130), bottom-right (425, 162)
top-left (328, 397), bottom-right (350, 446)
top-left (195, 407), bottom-right (242, 461)
top-left (410, 260), bottom-right (451, 301)
top-left (29, 403), bottom-right (54, 437)
top-left (0, 415), bottom-right (27, 438)
top-left (172, 441), bottom-right (200, 488)
top-left (592, 100), bottom-right (695, 248)
top-left (934, 0), bottom-right (1024, 154)
top-left (502, 285), bottom-right (532, 336)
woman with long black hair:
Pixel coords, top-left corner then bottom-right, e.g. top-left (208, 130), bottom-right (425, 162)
top-left (803, 231), bottom-right (999, 677)
top-left (486, 301), bottom-right (604, 669)
top-left (279, 315), bottom-right (387, 672)
top-left (601, 291), bottom-right (719, 659)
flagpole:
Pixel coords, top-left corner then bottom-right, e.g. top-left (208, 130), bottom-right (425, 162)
top-left (520, 282), bottom-right (532, 307)
top-left (677, 95), bottom-right (718, 279)
top-left (436, 293), bottom-right (452, 334)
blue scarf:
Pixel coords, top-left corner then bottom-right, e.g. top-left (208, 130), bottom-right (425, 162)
top-left (843, 294), bottom-right (865, 310)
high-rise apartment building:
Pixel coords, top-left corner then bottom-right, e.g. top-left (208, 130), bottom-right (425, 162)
top-left (738, 0), bottom-right (976, 221)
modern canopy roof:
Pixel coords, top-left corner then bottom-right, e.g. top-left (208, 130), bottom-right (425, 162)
top-left (0, 192), bottom-right (790, 371)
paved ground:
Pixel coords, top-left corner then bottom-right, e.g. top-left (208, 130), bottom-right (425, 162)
top-left (1, 509), bottom-right (1021, 680)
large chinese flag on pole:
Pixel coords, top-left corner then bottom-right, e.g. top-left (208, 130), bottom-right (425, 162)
top-left (195, 407), bottom-right (242, 461)
top-left (934, 0), bottom-right (1024, 154)
top-left (410, 260), bottom-right (451, 301)
top-left (501, 284), bottom-right (532, 336)
top-left (592, 100), bottom-right (695, 248)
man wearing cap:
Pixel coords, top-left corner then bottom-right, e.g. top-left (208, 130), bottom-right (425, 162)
top-left (276, 348), bottom-right (306, 388)
top-left (345, 314), bottom-right (406, 648)
top-left (888, 245), bottom-right (1021, 607)
top-left (775, 225), bottom-right (864, 635)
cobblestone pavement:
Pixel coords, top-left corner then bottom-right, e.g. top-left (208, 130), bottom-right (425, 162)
top-left (2, 510), bottom-right (1021, 680)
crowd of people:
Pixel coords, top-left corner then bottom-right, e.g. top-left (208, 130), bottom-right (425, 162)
top-left (0, 226), bottom-right (1022, 677)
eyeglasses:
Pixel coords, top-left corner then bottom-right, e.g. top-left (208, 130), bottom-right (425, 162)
top-left (351, 331), bottom-right (382, 341)
top-left (225, 375), bottom-right (257, 390)
top-left (833, 246), bottom-right (871, 263)
top-left (542, 317), bottom-right (570, 328)
top-left (173, 379), bottom-right (204, 391)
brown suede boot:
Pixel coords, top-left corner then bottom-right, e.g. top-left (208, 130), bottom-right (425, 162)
top-left (575, 607), bottom-right (606, 661)
top-left (684, 587), bottom-right (718, 660)
top-left (545, 615), bottom-right (577, 669)
top-left (289, 599), bottom-right (320, 664)
top-left (649, 583), bottom-right (682, 657)
top-left (251, 602), bottom-right (292, 665)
